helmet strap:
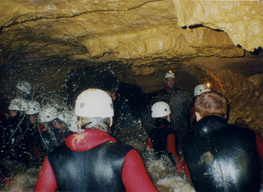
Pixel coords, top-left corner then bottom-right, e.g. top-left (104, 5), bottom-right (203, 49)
top-left (109, 117), bottom-right (113, 127)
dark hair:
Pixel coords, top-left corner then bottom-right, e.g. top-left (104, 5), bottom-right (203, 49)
top-left (195, 91), bottom-right (227, 118)
top-left (155, 117), bottom-right (170, 127)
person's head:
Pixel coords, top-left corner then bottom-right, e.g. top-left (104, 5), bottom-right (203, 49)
top-left (194, 91), bottom-right (227, 121)
top-left (15, 81), bottom-right (32, 98)
top-left (194, 84), bottom-right (211, 97)
top-left (52, 118), bottom-right (66, 129)
top-left (75, 88), bottom-right (114, 132)
top-left (151, 101), bottom-right (171, 122)
top-left (164, 71), bottom-right (175, 89)
top-left (8, 98), bottom-right (29, 117)
top-left (26, 100), bottom-right (41, 115)
top-left (38, 106), bottom-right (58, 124)
top-left (26, 100), bottom-right (41, 125)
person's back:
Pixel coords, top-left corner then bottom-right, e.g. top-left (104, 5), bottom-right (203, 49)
top-left (47, 129), bottom-right (132, 191)
top-left (148, 123), bottom-right (176, 155)
top-left (35, 89), bottom-right (158, 192)
top-left (183, 91), bottom-right (261, 192)
top-left (183, 116), bottom-right (260, 192)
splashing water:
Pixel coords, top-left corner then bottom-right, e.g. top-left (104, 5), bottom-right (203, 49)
top-left (0, 57), bottom-right (195, 191)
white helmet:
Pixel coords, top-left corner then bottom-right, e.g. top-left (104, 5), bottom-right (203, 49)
top-left (194, 84), bottom-right (211, 97)
top-left (151, 101), bottom-right (171, 118)
top-left (164, 70), bottom-right (175, 79)
top-left (26, 100), bottom-right (41, 115)
top-left (38, 106), bottom-right (58, 123)
top-left (8, 98), bottom-right (29, 111)
top-left (15, 81), bottom-right (32, 95)
top-left (75, 88), bottom-right (114, 118)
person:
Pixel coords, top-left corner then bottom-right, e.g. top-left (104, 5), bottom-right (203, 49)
top-left (182, 91), bottom-right (261, 192)
top-left (35, 88), bottom-right (158, 192)
top-left (0, 81), bottom-right (31, 125)
top-left (0, 98), bottom-right (30, 185)
top-left (14, 81), bottom-right (32, 99)
top-left (188, 84), bottom-right (211, 129)
top-left (26, 100), bottom-right (42, 160)
top-left (0, 92), bottom-right (9, 123)
top-left (1, 98), bottom-right (35, 164)
top-left (145, 101), bottom-right (185, 173)
top-left (35, 106), bottom-right (62, 155)
top-left (26, 100), bottom-right (41, 128)
top-left (157, 70), bottom-right (182, 103)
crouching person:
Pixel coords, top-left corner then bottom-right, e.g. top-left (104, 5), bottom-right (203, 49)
top-left (183, 91), bottom-right (261, 192)
top-left (35, 88), bottom-right (158, 192)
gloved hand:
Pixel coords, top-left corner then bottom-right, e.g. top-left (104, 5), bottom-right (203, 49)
top-left (168, 152), bottom-right (185, 173)
top-left (175, 158), bottom-right (185, 173)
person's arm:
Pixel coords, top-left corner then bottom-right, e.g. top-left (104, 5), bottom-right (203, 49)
top-left (34, 157), bottom-right (57, 192)
top-left (145, 136), bottom-right (153, 151)
top-left (33, 142), bottom-right (41, 159)
top-left (167, 134), bottom-right (185, 172)
top-left (122, 149), bottom-right (158, 192)
top-left (256, 134), bottom-right (263, 160)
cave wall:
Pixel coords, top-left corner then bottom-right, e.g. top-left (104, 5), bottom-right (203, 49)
top-left (175, 0), bottom-right (263, 52)
top-left (2, 0), bottom-right (261, 63)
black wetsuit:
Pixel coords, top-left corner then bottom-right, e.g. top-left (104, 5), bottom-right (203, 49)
top-left (35, 129), bottom-right (158, 192)
top-left (157, 86), bottom-right (182, 103)
top-left (48, 142), bottom-right (132, 191)
top-left (1, 113), bottom-right (34, 163)
top-left (183, 116), bottom-right (261, 192)
top-left (148, 118), bottom-right (177, 156)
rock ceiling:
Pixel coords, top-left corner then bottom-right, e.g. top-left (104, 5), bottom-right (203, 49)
top-left (0, 0), bottom-right (262, 135)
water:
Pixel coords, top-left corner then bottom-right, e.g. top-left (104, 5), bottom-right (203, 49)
top-left (0, 57), bottom-right (195, 191)
top-left (0, 91), bottom-right (194, 191)
top-left (0, 126), bottom-right (195, 192)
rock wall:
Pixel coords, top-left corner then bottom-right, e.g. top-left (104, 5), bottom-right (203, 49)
top-left (175, 0), bottom-right (263, 52)
top-left (0, 0), bottom-right (262, 135)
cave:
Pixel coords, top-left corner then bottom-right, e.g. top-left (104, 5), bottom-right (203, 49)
top-left (0, 0), bottom-right (262, 191)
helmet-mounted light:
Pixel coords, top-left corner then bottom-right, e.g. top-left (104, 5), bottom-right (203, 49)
top-left (164, 70), bottom-right (175, 79)
top-left (194, 83), bottom-right (211, 97)
top-left (205, 82), bottom-right (211, 89)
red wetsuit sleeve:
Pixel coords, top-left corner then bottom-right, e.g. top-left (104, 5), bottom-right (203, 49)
top-left (33, 142), bottom-right (41, 159)
top-left (167, 134), bottom-right (185, 172)
top-left (256, 134), bottom-right (263, 160)
top-left (167, 134), bottom-right (178, 158)
top-left (35, 157), bottom-right (57, 192)
top-left (184, 158), bottom-right (192, 181)
top-left (145, 136), bottom-right (153, 149)
top-left (122, 149), bottom-right (158, 192)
